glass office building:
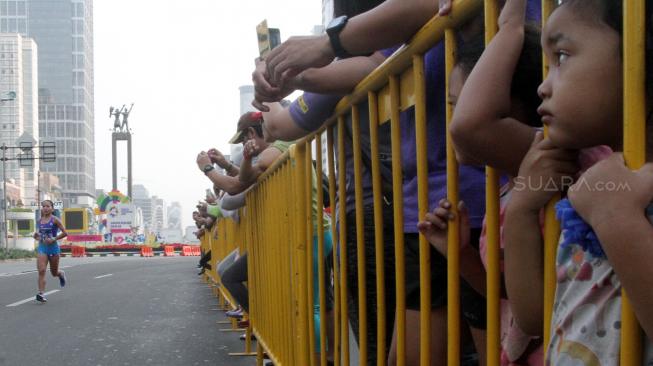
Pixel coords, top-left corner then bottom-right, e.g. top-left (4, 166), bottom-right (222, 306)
top-left (1, 0), bottom-right (95, 207)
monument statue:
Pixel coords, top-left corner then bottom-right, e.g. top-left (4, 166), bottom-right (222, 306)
top-left (109, 105), bottom-right (123, 131)
top-left (109, 103), bottom-right (134, 132)
top-left (121, 103), bottom-right (134, 131)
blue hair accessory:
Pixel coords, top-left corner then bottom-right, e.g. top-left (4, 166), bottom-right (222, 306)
top-left (555, 198), bottom-right (606, 259)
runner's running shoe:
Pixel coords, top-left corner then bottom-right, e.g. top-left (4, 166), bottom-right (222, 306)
top-left (58, 270), bottom-right (66, 287)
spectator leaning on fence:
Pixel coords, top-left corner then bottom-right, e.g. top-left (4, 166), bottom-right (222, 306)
top-left (257, 49), bottom-right (394, 366)
top-left (196, 111), bottom-right (293, 339)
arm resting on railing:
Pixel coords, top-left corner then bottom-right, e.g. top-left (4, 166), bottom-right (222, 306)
top-left (450, 0), bottom-right (535, 177)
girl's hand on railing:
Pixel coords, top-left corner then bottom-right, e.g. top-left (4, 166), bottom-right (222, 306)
top-left (569, 153), bottom-right (653, 231)
top-left (511, 132), bottom-right (579, 213)
top-left (438, 0), bottom-right (452, 16)
top-left (417, 199), bottom-right (470, 257)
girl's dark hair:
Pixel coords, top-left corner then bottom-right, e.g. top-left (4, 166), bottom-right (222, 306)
top-left (561, 0), bottom-right (652, 116)
top-left (42, 199), bottom-right (54, 207)
top-left (455, 24), bottom-right (543, 128)
top-left (333, 0), bottom-right (385, 18)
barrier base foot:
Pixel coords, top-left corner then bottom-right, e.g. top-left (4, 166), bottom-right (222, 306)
top-left (220, 328), bottom-right (247, 332)
top-left (217, 320), bottom-right (231, 324)
top-left (228, 352), bottom-right (257, 357)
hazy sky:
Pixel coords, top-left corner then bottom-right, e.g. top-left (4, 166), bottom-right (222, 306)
top-left (93, 0), bottom-right (324, 230)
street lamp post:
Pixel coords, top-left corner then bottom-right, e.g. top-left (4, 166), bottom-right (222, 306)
top-left (1, 140), bottom-right (56, 249)
top-left (1, 145), bottom-right (7, 249)
top-left (0, 91), bottom-right (15, 249)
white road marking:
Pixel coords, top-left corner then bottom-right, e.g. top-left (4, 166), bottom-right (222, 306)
top-left (94, 274), bottom-right (113, 279)
top-left (6, 290), bottom-right (60, 307)
top-left (0, 265), bottom-right (72, 278)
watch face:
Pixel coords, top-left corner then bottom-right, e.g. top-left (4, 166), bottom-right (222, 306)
top-left (327, 15), bottom-right (347, 35)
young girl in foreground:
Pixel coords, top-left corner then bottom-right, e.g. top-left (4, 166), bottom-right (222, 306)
top-left (504, 0), bottom-right (653, 364)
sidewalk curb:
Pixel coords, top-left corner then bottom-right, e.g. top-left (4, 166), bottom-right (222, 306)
top-left (60, 252), bottom-right (179, 258)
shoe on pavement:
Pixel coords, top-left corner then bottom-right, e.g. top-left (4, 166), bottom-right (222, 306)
top-left (239, 333), bottom-right (256, 341)
top-left (226, 308), bottom-right (243, 319)
top-left (58, 270), bottom-right (67, 287)
top-left (36, 293), bottom-right (47, 303)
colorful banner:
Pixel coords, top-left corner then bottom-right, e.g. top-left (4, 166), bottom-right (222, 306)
top-left (106, 203), bottom-right (136, 243)
top-left (67, 234), bottom-right (103, 242)
top-left (97, 190), bottom-right (131, 213)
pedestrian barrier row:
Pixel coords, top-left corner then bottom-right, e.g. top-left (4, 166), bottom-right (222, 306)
top-left (181, 245), bottom-right (201, 256)
top-left (71, 246), bottom-right (86, 257)
top-left (199, 0), bottom-right (649, 364)
top-left (140, 246), bottom-right (154, 257)
top-left (163, 245), bottom-right (176, 256)
top-left (198, 218), bottom-right (258, 357)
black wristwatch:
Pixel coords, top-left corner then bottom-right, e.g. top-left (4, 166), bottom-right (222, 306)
top-left (326, 15), bottom-right (352, 59)
top-left (202, 164), bottom-right (215, 174)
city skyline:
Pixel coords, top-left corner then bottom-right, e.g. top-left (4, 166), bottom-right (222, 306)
top-left (0, 0), bottom-right (96, 208)
top-left (93, 0), bottom-right (323, 229)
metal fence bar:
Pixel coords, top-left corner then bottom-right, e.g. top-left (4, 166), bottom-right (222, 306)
top-left (482, 2), bottom-right (502, 366)
top-left (621, 0), bottom-right (647, 364)
top-left (368, 90), bottom-right (388, 366)
top-left (337, 116), bottom-right (351, 366)
top-left (412, 53), bottom-right (431, 366)
top-left (351, 104), bottom-right (369, 366)
top-left (389, 74), bottom-right (407, 366)
top-left (540, 0), bottom-right (560, 348)
top-left (316, 135), bottom-right (328, 366)
top-left (327, 125), bottom-right (342, 366)
top-left (444, 27), bottom-right (462, 366)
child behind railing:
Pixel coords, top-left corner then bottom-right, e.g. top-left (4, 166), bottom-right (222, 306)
top-left (418, 0), bottom-right (545, 363)
top-left (504, 1), bottom-right (653, 364)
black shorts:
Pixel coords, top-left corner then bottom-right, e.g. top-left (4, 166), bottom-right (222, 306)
top-left (403, 229), bottom-right (487, 329)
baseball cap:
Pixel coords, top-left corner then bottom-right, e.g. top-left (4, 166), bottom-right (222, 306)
top-left (228, 111), bottom-right (264, 144)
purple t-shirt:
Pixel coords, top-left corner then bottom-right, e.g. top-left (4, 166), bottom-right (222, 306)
top-left (289, 93), bottom-right (375, 215)
top-left (382, 0), bottom-right (542, 233)
top-left (386, 43), bottom-right (487, 232)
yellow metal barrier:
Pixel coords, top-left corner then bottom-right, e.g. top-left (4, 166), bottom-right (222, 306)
top-left (198, 0), bottom-right (649, 364)
top-left (483, 3), bottom-right (501, 366)
top-left (621, 1), bottom-right (647, 364)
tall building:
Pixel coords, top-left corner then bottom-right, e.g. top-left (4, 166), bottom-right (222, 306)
top-left (239, 85), bottom-right (255, 115)
top-left (151, 195), bottom-right (166, 234)
top-left (322, 0), bottom-right (334, 27)
top-left (3, 0), bottom-right (96, 208)
top-left (167, 201), bottom-right (181, 231)
top-left (0, 33), bottom-right (38, 206)
top-left (132, 184), bottom-right (152, 230)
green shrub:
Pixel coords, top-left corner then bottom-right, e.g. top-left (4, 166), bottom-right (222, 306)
top-left (0, 248), bottom-right (37, 260)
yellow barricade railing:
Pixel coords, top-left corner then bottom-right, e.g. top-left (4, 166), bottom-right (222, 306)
top-left (199, 0), bottom-right (648, 365)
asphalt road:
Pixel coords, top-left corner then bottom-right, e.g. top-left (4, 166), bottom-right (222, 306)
top-left (0, 256), bottom-right (254, 366)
